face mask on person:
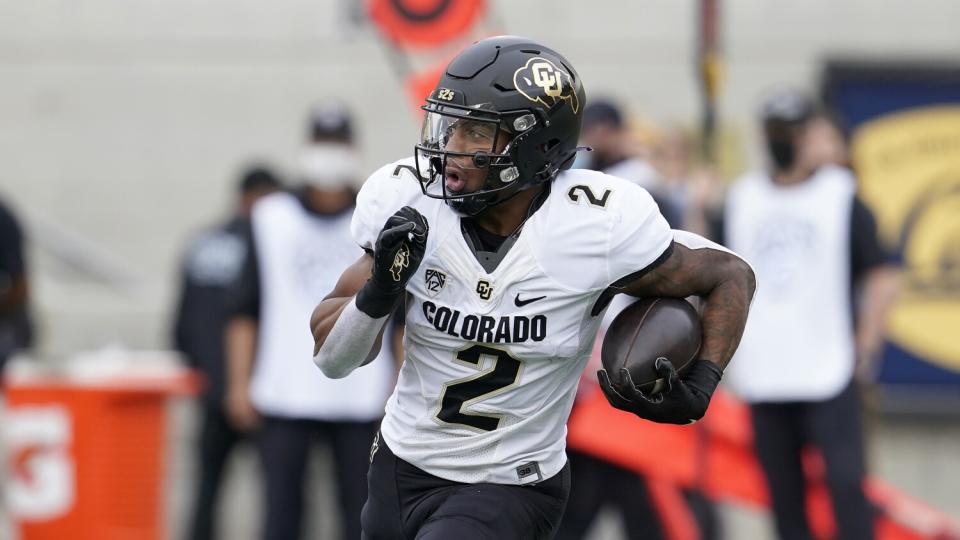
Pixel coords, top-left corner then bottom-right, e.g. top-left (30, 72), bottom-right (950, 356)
top-left (299, 143), bottom-right (359, 189)
top-left (767, 139), bottom-right (797, 171)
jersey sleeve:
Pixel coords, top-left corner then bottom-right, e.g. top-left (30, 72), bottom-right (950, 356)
top-left (605, 183), bottom-right (673, 285)
top-left (351, 158), bottom-right (421, 253)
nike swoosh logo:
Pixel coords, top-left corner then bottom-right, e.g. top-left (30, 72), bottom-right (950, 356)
top-left (514, 294), bottom-right (546, 307)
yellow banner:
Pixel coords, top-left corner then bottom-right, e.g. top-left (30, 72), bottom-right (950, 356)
top-left (851, 106), bottom-right (960, 370)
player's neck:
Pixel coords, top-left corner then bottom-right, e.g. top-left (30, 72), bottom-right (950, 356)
top-left (473, 185), bottom-right (546, 237)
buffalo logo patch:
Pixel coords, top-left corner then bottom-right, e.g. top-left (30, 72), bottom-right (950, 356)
top-left (389, 245), bottom-right (410, 282)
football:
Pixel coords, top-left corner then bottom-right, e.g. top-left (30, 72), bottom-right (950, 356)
top-left (601, 297), bottom-right (702, 395)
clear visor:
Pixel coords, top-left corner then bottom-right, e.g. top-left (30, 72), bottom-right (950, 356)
top-left (419, 109), bottom-right (506, 170)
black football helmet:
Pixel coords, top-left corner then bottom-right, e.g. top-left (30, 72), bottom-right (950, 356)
top-left (411, 35), bottom-right (587, 216)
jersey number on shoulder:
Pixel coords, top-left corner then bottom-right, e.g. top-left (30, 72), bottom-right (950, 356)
top-left (567, 185), bottom-right (611, 208)
top-left (436, 345), bottom-right (522, 431)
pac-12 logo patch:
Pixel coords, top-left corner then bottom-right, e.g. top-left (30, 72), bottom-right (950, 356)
top-left (424, 268), bottom-right (447, 297)
top-left (513, 57), bottom-right (580, 114)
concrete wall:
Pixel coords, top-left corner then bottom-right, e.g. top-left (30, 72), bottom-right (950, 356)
top-left (1, 0), bottom-right (958, 354)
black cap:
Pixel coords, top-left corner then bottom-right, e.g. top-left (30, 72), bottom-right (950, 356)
top-left (582, 99), bottom-right (625, 131)
top-left (238, 165), bottom-right (280, 194)
top-left (761, 88), bottom-right (815, 124)
top-left (309, 102), bottom-right (353, 142)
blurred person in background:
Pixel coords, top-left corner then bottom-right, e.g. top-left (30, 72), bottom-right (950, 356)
top-left (648, 126), bottom-right (727, 240)
top-left (576, 99), bottom-right (683, 228)
top-left (172, 166), bottom-right (280, 540)
top-left (804, 114), bottom-right (850, 168)
top-left (721, 89), bottom-right (900, 540)
top-left (224, 102), bottom-right (395, 540)
top-left (0, 195), bottom-right (30, 540)
top-left (0, 195), bottom-right (33, 384)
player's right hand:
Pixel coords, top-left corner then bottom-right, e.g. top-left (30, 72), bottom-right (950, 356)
top-left (597, 358), bottom-right (722, 425)
top-left (356, 206), bottom-right (429, 318)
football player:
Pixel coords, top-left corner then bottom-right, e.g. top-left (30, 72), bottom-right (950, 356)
top-left (311, 36), bottom-right (756, 539)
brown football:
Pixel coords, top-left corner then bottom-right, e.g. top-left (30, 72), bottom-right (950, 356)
top-left (601, 297), bottom-right (702, 395)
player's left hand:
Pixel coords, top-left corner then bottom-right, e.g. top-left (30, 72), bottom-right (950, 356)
top-left (597, 358), bottom-right (723, 425)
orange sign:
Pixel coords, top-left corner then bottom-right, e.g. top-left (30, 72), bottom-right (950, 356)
top-left (406, 62), bottom-right (447, 112)
top-left (368, 0), bottom-right (486, 48)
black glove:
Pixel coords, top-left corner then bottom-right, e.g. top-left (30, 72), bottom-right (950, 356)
top-left (355, 206), bottom-right (429, 318)
top-left (597, 358), bottom-right (723, 425)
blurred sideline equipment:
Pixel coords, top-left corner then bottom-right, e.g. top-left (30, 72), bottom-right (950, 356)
top-left (567, 385), bottom-right (960, 540)
top-left (601, 297), bottom-right (701, 395)
top-left (697, 0), bottom-right (723, 162)
top-left (368, 0), bottom-right (485, 49)
top-left (2, 352), bottom-right (199, 540)
top-left (366, 0), bottom-right (492, 112)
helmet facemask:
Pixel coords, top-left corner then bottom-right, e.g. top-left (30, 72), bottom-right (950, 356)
top-left (414, 101), bottom-right (540, 216)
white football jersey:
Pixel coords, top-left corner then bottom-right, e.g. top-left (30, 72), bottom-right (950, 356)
top-left (352, 158), bottom-right (672, 484)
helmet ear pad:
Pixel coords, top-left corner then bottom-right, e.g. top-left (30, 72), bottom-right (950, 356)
top-left (508, 102), bottom-right (582, 185)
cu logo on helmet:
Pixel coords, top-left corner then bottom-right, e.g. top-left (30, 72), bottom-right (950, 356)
top-left (514, 57), bottom-right (580, 114)
top-left (532, 62), bottom-right (563, 97)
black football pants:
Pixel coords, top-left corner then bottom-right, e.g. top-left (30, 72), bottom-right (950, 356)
top-left (361, 433), bottom-right (570, 540)
top-left (750, 382), bottom-right (875, 540)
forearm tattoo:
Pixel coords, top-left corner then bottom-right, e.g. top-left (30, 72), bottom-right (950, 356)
top-left (622, 243), bottom-right (755, 369)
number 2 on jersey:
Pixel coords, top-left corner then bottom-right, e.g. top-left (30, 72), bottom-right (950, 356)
top-left (436, 345), bottom-right (522, 431)
top-left (567, 185), bottom-right (611, 208)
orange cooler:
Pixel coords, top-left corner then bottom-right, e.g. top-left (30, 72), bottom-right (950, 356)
top-left (3, 355), bottom-right (198, 540)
